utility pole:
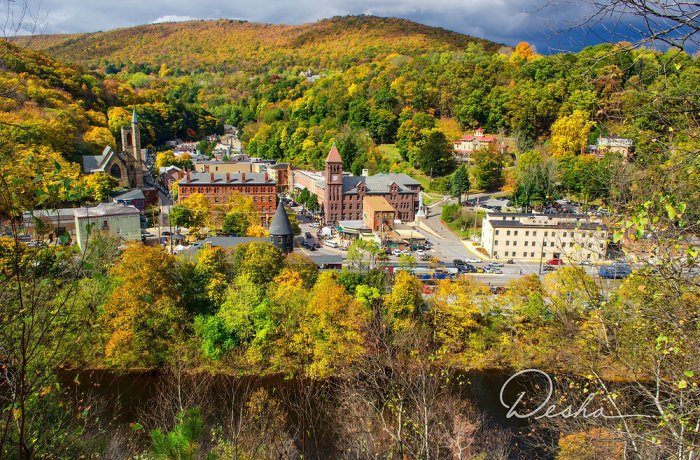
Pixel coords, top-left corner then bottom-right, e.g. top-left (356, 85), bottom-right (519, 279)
top-left (538, 231), bottom-right (546, 275)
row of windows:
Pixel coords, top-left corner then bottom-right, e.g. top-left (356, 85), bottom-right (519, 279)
top-left (494, 240), bottom-right (604, 249)
top-left (494, 229), bottom-right (598, 238)
top-left (182, 186), bottom-right (274, 194)
top-left (498, 251), bottom-right (596, 259)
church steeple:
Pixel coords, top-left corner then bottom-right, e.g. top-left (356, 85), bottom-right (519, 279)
top-left (131, 109), bottom-right (138, 124)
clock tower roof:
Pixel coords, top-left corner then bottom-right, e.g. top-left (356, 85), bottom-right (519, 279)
top-left (326, 142), bottom-right (342, 164)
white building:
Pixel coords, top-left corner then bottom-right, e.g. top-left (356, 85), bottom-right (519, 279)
top-left (481, 212), bottom-right (608, 262)
top-left (74, 203), bottom-right (142, 250)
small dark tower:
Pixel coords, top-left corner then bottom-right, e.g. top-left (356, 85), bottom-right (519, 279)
top-left (269, 201), bottom-right (294, 255)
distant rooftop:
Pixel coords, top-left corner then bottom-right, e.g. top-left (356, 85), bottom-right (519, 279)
top-left (74, 203), bottom-right (140, 218)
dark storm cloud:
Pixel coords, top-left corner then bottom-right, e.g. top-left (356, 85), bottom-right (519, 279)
top-left (24, 0), bottom-right (604, 52)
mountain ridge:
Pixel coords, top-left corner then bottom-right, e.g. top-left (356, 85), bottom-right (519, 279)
top-left (27, 15), bottom-right (505, 73)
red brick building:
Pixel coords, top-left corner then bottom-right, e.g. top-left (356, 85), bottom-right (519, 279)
top-left (322, 144), bottom-right (421, 225)
top-left (178, 171), bottom-right (277, 224)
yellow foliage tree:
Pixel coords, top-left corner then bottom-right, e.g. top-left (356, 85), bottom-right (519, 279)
top-left (429, 279), bottom-right (485, 359)
top-left (82, 172), bottom-right (119, 202)
top-left (102, 244), bottom-right (185, 366)
top-left (384, 271), bottom-right (424, 334)
top-left (83, 126), bottom-right (116, 154)
top-left (292, 272), bottom-right (370, 378)
top-left (182, 192), bottom-right (211, 230)
top-left (550, 110), bottom-right (595, 156)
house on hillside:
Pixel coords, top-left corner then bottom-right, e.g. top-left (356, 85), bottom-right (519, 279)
top-left (453, 128), bottom-right (507, 163)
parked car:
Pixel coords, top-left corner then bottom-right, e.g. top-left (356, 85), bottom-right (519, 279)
top-left (490, 262), bottom-right (504, 268)
top-left (415, 249), bottom-right (425, 257)
top-left (305, 232), bottom-right (313, 239)
top-left (325, 240), bottom-right (339, 248)
top-left (546, 258), bottom-right (564, 265)
top-left (466, 257), bottom-right (481, 264)
top-left (543, 265), bottom-right (556, 272)
top-left (581, 260), bottom-right (592, 266)
top-left (453, 259), bottom-right (466, 266)
top-left (599, 264), bottom-right (631, 279)
top-left (310, 222), bottom-right (320, 228)
top-left (492, 268), bottom-right (504, 274)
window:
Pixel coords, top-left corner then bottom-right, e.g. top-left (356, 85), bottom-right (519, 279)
top-left (524, 241), bottom-right (528, 246)
top-left (563, 232), bottom-right (567, 237)
top-left (507, 230), bottom-right (511, 236)
top-left (550, 242), bottom-right (554, 247)
top-left (525, 231), bottom-right (530, 236)
top-left (514, 231), bottom-right (518, 236)
top-left (533, 231), bottom-right (537, 236)
top-left (544, 231), bottom-right (548, 237)
top-left (513, 241), bottom-right (517, 246)
top-left (495, 230), bottom-right (500, 236)
top-left (494, 240), bottom-right (498, 246)
top-left (505, 251), bottom-right (509, 256)
top-left (505, 241), bottom-right (510, 246)
top-left (523, 252), bottom-right (527, 257)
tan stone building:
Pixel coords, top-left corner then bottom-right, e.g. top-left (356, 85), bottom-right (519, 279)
top-left (481, 212), bottom-right (608, 262)
top-left (362, 196), bottom-right (396, 232)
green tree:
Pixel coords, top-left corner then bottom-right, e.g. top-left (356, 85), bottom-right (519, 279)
top-left (471, 149), bottom-right (504, 190)
top-left (150, 408), bottom-right (205, 460)
top-left (450, 164), bottom-right (470, 205)
top-left (168, 204), bottom-right (193, 229)
top-left (417, 130), bottom-right (454, 177)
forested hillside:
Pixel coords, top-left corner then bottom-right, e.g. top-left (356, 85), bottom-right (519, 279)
top-left (29, 16), bottom-right (501, 73)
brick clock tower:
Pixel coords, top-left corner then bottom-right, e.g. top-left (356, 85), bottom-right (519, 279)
top-left (324, 143), bottom-right (343, 225)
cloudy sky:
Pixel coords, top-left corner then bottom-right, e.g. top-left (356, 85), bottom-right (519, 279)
top-left (9, 0), bottom-right (651, 53)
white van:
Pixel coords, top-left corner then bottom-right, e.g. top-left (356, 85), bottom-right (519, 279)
top-left (325, 240), bottom-right (339, 248)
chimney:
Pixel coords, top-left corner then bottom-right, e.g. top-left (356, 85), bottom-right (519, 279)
top-left (210, 172), bottom-right (215, 183)
top-left (241, 173), bottom-right (246, 183)
top-left (265, 172), bottom-right (269, 182)
top-left (186, 171), bottom-right (191, 182)
top-left (361, 169), bottom-right (369, 177)
top-left (226, 172), bottom-right (230, 182)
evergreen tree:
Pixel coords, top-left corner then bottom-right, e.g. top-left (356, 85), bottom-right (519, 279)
top-left (450, 164), bottom-right (470, 205)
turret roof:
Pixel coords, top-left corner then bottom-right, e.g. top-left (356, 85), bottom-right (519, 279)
top-left (269, 201), bottom-right (294, 236)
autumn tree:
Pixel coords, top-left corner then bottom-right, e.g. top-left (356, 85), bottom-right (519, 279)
top-left (181, 193), bottom-right (211, 230)
top-left (291, 272), bottom-right (370, 377)
top-left (221, 192), bottom-right (260, 236)
top-left (102, 244), bottom-right (186, 367)
top-left (550, 110), bottom-right (595, 156)
top-left (82, 172), bottom-right (119, 203)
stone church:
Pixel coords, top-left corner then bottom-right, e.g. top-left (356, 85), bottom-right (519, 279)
top-left (82, 110), bottom-right (146, 188)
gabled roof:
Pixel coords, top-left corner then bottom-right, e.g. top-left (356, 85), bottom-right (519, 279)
top-left (113, 189), bottom-right (145, 201)
top-left (82, 146), bottom-right (116, 173)
top-left (269, 202), bottom-right (294, 236)
top-left (342, 173), bottom-right (420, 194)
top-left (326, 143), bottom-right (342, 163)
top-left (73, 203), bottom-right (140, 218)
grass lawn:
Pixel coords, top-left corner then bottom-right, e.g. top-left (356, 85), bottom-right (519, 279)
top-left (378, 144), bottom-right (433, 192)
